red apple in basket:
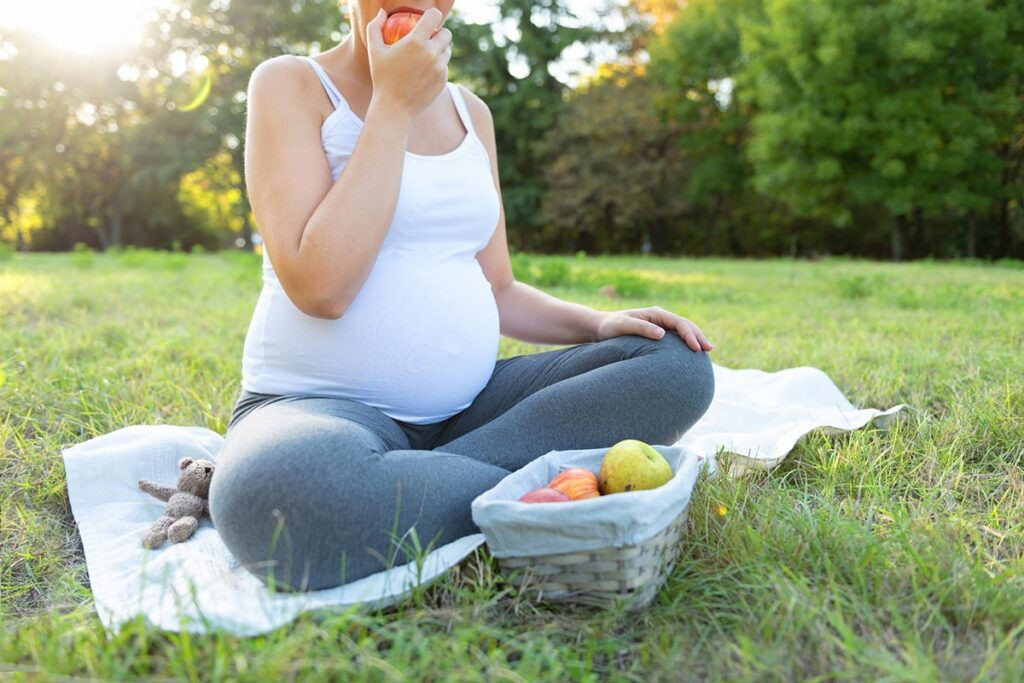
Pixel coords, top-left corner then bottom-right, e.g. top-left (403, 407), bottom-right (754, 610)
top-left (518, 487), bottom-right (571, 503)
top-left (383, 7), bottom-right (424, 45)
top-left (547, 467), bottom-right (601, 501)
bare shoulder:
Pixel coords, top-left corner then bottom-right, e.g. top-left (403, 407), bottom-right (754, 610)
top-left (453, 83), bottom-right (495, 139)
top-left (249, 54), bottom-right (311, 94)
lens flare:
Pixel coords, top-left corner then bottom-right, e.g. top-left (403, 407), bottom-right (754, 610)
top-left (176, 68), bottom-right (213, 113)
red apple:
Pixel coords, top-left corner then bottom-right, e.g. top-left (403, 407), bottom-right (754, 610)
top-left (517, 487), bottom-right (571, 503)
top-left (547, 468), bottom-right (601, 501)
top-left (382, 10), bottom-right (422, 45)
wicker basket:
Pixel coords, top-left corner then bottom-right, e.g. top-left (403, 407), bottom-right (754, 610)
top-left (494, 506), bottom-right (689, 609)
top-left (471, 444), bottom-right (701, 610)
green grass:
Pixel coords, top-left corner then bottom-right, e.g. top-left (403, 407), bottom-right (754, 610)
top-left (2, 249), bottom-right (1023, 680)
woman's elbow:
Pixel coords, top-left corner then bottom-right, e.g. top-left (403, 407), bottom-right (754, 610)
top-left (287, 289), bottom-right (346, 320)
top-left (304, 297), bottom-right (346, 320)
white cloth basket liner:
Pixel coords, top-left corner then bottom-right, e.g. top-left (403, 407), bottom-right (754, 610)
top-left (470, 445), bottom-right (702, 558)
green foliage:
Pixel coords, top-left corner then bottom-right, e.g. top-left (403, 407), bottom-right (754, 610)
top-left (509, 253), bottom-right (655, 298)
top-left (535, 258), bottom-right (571, 287)
top-left (741, 0), bottom-right (1022, 227)
top-left (509, 251), bottom-right (535, 282)
top-left (569, 267), bottom-right (654, 299)
top-left (176, 149), bottom-right (247, 250)
top-left (648, 0), bottom-right (1024, 259)
top-left (537, 67), bottom-right (691, 254)
top-left (3, 0), bottom-right (1022, 259)
top-left (648, 0), bottom-right (755, 206)
top-left (116, 245), bottom-right (148, 268)
top-left (0, 242), bottom-right (13, 263)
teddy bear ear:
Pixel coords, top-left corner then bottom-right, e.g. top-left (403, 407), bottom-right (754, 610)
top-left (179, 457), bottom-right (194, 470)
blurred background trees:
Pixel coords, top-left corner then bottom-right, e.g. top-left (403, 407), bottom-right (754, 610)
top-left (1, 0), bottom-right (1021, 259)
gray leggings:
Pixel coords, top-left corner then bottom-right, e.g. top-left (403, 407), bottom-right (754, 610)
top-left (209, 332), bottom-right (714, 592)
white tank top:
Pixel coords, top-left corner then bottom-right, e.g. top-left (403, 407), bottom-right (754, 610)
top-left (240, 55), bottom-right (501, 425)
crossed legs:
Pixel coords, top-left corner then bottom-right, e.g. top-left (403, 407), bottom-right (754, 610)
top-left (208, 332), bottom-right (714, 591)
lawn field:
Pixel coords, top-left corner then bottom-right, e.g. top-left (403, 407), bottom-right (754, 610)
top-left (2, 249), bottom-right (1023, 680)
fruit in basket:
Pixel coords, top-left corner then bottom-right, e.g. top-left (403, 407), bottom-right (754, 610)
top-left (382, 9), bottom-right (423, 45)
top-left (518, 487), bottom-right (571, 503)
top-left (547, 467), bottom-right (601, 500)
top-left (598, 439), bottom-right (673, 494)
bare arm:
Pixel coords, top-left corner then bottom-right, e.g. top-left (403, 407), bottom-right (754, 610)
top-left (244, 58), bottom-right (413, 319)
top-left (243, 10), bottom-right (452, 319)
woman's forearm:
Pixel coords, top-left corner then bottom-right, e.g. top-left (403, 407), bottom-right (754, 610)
top-left (295, 99), bottom-right (413, 318)
top-left (494, 280), bottom-right (608, 345)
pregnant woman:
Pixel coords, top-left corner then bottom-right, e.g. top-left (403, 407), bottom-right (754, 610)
top-left (209, 1), bottom-right (716, 592)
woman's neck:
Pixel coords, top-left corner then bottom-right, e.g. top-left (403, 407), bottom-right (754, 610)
top-left (338, 33), bottom-right (371, 90)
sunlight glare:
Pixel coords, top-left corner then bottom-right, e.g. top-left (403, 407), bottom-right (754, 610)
top-left (0, 0), bottom-right (161, 55)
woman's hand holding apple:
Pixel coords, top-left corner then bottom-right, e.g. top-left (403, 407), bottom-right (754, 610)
top-left (365, 7), bottom-right (452, 122)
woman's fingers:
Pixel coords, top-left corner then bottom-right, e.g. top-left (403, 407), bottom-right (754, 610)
top-left (627, 308), bottom-right (714, 351)
top-left (677, 319), bottom-right (713, 351)
top-left (432, 27), bottom-right (453, 46)
top-left (690, 324), bottom-right (713, 350)
top-left (681, 328), bottom-right (700, 351)
top-left (412, 7), bottom-right (443, 40)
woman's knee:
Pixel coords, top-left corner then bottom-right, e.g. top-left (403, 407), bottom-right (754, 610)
top-left (209, 413), bottom-right (391, 591)
top-left (636, 332), bottom-right (716, 416)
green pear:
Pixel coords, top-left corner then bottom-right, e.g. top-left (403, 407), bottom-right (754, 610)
top-left (598, 439), bottom-right (674, 494)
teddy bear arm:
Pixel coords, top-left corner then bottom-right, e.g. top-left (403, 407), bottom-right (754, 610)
top-left (138, 479), bottom-right (178, 502)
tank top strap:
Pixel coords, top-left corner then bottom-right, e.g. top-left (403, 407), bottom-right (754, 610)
top-left (300, 56), bottom-right (345, 111)
top-left (446, 83), bottom-right (478, 140)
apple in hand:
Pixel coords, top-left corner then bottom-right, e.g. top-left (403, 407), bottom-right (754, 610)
top-left (547, 467), bottom-right (601, 500)
top-left (518, 487), bottom-right (571, 503)
top-left (598, 439), bottom-right (673, 494)
top-left (382, 8), bottom-right (423, 45)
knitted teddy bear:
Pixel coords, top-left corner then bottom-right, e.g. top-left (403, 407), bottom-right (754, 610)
top-left (138, 456), bottom-right (215, 549)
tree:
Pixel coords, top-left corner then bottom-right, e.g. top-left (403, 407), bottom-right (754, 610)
top-left (646, 0), bottom-right (796, 255)
top-left (740, 0), bottom-right (1024, 260)
top-left (537, 63), bottom-right (691, 254)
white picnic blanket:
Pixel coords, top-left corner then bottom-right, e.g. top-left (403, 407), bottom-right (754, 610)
top-left (61, 362), bottom-right (907, 636)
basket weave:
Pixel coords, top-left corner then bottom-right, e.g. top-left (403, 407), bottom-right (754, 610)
top-left (495, 506), bottom-right (689, 609)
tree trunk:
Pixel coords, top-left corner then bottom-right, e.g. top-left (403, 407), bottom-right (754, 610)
top-left (111, 187), bottom-right (124, 247)
top-left (913, 206), bottom-right (925, 259)
top-left (93, 216), bottom-right (110, 250)
top-left (966, 210), bottom-right (977, 259)
top-left (16, 228), bottom-right (26, 252)
top-left (995, 199), bottom-right (1010, 259)
top-left (890, 212), bottom-right (904, 262)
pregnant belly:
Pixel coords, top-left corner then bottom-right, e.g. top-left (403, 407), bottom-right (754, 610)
top-left (262, 253), bottom-right (500, 415)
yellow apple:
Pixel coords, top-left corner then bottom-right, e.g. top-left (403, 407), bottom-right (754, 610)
top-left (598, 439), bottom-right (673, 494)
